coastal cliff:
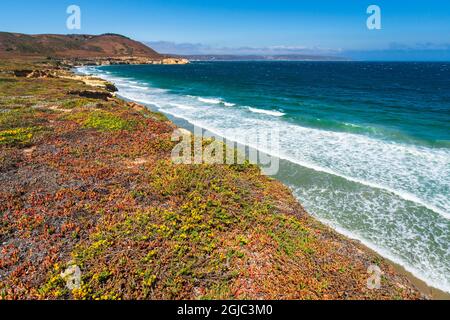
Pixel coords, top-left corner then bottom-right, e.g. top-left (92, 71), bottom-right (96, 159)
top-left (0, 58), bottom-right (424, 300)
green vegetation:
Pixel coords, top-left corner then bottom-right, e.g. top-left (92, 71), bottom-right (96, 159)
top-left (61, 98), bottom-right (95, 109)
top-left (69, 110), bottom-right (135, 131)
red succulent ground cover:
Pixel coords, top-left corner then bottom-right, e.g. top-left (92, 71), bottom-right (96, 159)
top-left (0, 60), bottom-right (423, 300)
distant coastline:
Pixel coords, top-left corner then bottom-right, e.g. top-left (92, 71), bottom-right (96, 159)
top-left (170, 54), bottom-right (350, 62)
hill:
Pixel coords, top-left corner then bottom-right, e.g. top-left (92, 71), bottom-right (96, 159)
top-left (0, 32), bottom-right (162, 59)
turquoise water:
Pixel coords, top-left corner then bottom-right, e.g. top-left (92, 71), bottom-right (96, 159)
top-left (79, 62), bottom-right (450, 292)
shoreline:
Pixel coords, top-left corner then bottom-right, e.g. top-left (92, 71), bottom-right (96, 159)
top-left (0, 58), bottom-right (440, 299)
top-left (89, 66), bottom-right (449, 299)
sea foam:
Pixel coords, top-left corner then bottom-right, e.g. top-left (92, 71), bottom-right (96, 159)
top-left (197, 97), bottom-right (236, 107)
top-left (248, 107), bottom-right (286, 117)
top-left (198, 97), bottom-right (222, 104)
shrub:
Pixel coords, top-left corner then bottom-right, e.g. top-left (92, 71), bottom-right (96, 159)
top-left (0, 127), bottom-right (34, 146)
top-left (70, 110), bottom-right (134, 131)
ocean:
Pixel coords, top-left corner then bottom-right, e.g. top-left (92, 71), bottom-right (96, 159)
top-left (78, 61), bottom-right (450, 293)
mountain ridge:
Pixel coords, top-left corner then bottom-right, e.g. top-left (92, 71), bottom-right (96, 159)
top-left (0, 32), bottom-right (160, 58)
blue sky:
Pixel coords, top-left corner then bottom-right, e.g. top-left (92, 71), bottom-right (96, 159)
top-left (1, 0), bottom-right (449, 60)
